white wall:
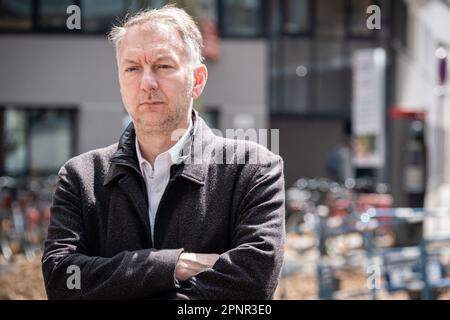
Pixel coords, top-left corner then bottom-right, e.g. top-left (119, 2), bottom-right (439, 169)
top-left (203, 40), bottom-right (268, 132)
top-left (396, 0), bottom-right (450, 208)
top-left (0, 35), bottom-right (124, 154)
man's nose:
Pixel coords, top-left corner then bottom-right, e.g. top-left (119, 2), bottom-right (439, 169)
top-left (140, 70), bottom-right (158, 92)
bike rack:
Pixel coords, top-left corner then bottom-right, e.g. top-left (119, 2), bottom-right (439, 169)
top-left (0, 176), bottom-right (56, 264)
top-left (315, 208), bottom-right (450, 300)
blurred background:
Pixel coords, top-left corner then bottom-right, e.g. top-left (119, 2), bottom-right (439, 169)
top-left (2, 0), bottom-right (450, 300)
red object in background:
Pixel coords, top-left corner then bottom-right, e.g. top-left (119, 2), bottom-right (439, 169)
top-left (356, 193), bottom-right (394, 228)
top-left (26, 207), bottom-right (41, 228)
top-left (326, 197), bottom-right (352, 217)
top-left (3, 195), bottom-right (12, 207)
top-left (389, 107), bottom-right (426, 121)
top-left (326, 193), bottom-right (393, 217)
top-left (201, 17), bottom-right (220, 61)
top-left (355, 193), bottom-right (393, 212)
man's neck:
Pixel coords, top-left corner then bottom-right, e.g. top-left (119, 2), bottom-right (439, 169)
top-left (136, 118), bottom-right (190, 167)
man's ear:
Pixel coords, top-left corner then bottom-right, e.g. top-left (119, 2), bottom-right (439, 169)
top-left (192, 64), bottom-right (208, 100)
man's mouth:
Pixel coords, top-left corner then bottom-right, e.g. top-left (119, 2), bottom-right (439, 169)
top-left (140, 101), bottom-right (165, 106)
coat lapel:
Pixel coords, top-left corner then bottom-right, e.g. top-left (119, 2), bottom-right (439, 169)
top-left (103, 110), bottom-right (217, 248)
top-left (104, 122), bottom-right (152, 245)
top-left (118, 173), bottom-right (152, 245)
top-left (104, 162), bottom-right (152, 246)
top-left (176, 114), bottom-right (215, 185)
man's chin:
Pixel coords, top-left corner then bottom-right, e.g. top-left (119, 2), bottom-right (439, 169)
top-left (136, 118), bottom-right (176, 135)
top-left (136, 113), bottom-right (164, 126)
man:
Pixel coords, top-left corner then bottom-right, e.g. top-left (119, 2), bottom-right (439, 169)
top-left (42, 5), bottom-right (285, 300)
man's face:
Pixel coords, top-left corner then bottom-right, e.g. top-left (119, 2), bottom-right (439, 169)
top-left (117, 22), bottom-right (204, 136)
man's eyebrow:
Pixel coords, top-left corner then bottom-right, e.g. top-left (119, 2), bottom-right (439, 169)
top-left (155, 55), bottom-right (176, 62)
top-left (123, 59), bottom-right (140, 64)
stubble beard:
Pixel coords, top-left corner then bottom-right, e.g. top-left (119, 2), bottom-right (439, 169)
top-left (133, 77), bottom-right (193, 139)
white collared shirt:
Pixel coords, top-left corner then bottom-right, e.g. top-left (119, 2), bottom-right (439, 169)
top-left (135, 119), bottom-right (193, 243)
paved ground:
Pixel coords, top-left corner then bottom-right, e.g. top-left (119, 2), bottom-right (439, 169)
top-left (0, 255), bottom-right (46, 300)
top-left (1, 252), bottom-right (449, 300)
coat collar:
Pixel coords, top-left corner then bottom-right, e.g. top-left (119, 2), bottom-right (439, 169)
top-left (104, 110), bottom-right (213, 186)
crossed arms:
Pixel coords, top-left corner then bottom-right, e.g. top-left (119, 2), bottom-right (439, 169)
top-left (42, 159), bottom-right (285, 300)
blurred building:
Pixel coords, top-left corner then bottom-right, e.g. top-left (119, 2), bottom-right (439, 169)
top-left (268, 0), bottom-right (398, 188)
top-left (391, 0), bottom-right (450, 208)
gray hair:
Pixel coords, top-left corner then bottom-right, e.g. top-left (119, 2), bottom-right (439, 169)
top-left (108, 5), bottom-right (204, 66)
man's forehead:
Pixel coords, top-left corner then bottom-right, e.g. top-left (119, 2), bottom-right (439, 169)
top-left (139, 20), bottom-right (176, 35)
top-left (121, 22), bottom-right (183, 51)
top-left (121, 45), bottom-right (177, 60)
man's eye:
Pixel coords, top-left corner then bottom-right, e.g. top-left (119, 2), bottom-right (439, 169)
top-left (157, 65), bottom-right (172, 70)
top-left (125, 67), bottom-right (139, 72)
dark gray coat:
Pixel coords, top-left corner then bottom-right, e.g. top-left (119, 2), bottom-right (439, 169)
top-left (42, 112), bottom-right (285, 300)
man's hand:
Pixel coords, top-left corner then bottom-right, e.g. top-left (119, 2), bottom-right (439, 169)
top-left (175, 253), bottom-right (220, 281)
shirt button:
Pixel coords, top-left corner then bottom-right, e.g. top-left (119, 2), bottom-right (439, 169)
top-left (146, 167), bottom-right (154, 179)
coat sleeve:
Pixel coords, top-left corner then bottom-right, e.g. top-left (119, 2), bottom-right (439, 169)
top-left (41, 163), bottom-right (184, 299)
top-left (178, 156), bottom-right (286, 299)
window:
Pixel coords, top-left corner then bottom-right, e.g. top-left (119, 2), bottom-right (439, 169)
top-left (0, 0), bottom-right (224, 38)
top-left (0, 107), bottom-right (77, 177)
top-left (316, 0), bottom-right (345, 37)
top-left (3, 109), bottom-right (27, 176)
top-left (219, 0), bottom-right (263, 37)
top-left (82, 0), bottom-right (165, 32)
top-left (271, 39), bottom-right (312, 114)
top-left (28, 109), bottom-right (74, 175)
top-left (38, 0), bottom-right (74, 30)
top-left (82, 0), bottom-right (127, 32)
top-left (0, 0), bottom-right (167, 32)
top-left (171, 0), bottom-right (218, 22)
top-left (282, 0), bottom-right (311, 35)
top-left (196, 0), bottom-right (218, 22)
top-left (271, 39), bottom-right (351, 116)
top-left (270, 0), bottom-right (389, 116)
top-left (392, 0), bottom-right (407, 48)
top-left (314, 41), bottom-right (349, 113)
top-left (0, 0), bottom-right (32, 30)
top-left (348, 0), bottom-right (374, 37)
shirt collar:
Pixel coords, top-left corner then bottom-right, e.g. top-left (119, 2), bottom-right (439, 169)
top-left (135, 117), bottom-right (193, 173)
